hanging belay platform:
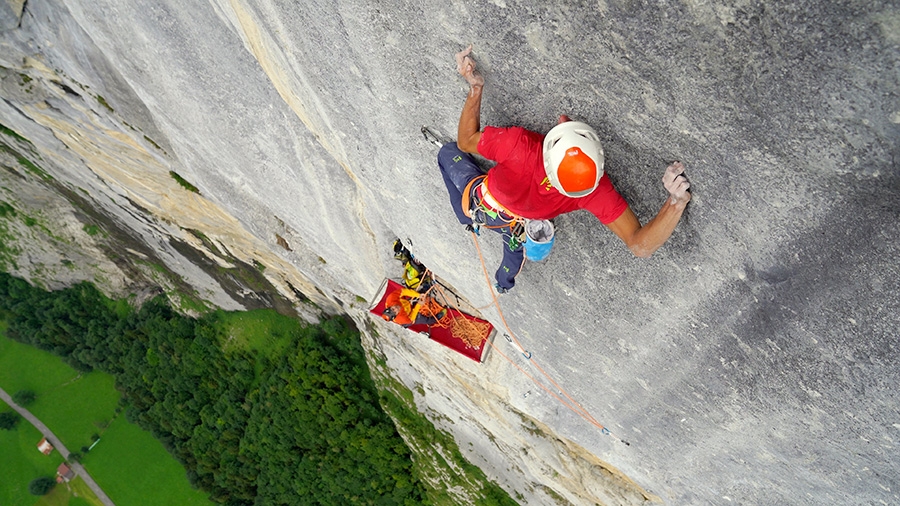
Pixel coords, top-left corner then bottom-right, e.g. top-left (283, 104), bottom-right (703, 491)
top-left (369, 240), bottom-right (495, 362)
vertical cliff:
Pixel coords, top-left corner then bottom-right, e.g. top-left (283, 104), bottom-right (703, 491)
top-left (2, 0), bottom-right (898, 504)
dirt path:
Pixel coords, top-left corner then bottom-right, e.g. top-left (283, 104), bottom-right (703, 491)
top-left (0, 387), bottom-right (115, 506)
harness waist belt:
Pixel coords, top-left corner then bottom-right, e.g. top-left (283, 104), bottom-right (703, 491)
top-left (461, 175), bottom-right (521, 222)
top-left (475, 181), bottom-right (509, 215)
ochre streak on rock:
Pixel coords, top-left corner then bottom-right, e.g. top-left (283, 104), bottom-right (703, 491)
top-left (227, 0), bottom-right (359, 185)
top-left (23, 101), bottom-right (329, 310)
top-left (226, 0), bottom-right (381, 270)
top-left (526, 413), bottom-right (662, 504)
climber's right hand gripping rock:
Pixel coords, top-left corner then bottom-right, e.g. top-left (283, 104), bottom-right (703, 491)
top-left (663, 161), bottom-right (691, 206)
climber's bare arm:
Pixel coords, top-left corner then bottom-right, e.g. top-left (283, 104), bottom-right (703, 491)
top-left (456, 45), bottom-right (484, 153)
top-left (605, 162), bottom-right (692, 258)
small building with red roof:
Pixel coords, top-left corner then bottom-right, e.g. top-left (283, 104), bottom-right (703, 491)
top-left (36, 437), bottom-right (53, 455)
top-left (56, 463), bottom-right (75, 482)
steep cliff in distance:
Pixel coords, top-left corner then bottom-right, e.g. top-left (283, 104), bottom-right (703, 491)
top-left (1, 0), bottom-right (898, 504)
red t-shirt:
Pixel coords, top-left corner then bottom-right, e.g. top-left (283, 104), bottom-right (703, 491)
top-left (477, 126), bottom-right (628, 224)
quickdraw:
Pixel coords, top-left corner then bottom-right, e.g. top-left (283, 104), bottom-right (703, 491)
top-left (460, 175), bottom-right (527, 249)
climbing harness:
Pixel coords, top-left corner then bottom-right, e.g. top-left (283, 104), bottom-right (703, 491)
top-left (461, 175), bottom-right (521, 229)
top-left (460, 176), bottom-right (555, 261)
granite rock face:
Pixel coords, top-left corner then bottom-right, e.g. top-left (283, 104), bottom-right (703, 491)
top-left (1, 0), bottom-right (898, 504)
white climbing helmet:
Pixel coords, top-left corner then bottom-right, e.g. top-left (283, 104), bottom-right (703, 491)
top-left (542, 121), bottom-right (604, 198)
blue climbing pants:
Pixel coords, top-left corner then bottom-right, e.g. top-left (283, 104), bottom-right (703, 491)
top-left (437, 142), bottom-right (524, 290)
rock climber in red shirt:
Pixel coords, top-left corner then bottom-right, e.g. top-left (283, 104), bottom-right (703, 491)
top-left (436, 46), bottom-right (692, 293)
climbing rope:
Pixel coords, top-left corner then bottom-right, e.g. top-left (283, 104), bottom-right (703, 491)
top-left (469, 230), bottom-right (631, 445)
top-left (449, 313), bottom-right (491, 348)
top-left (407, 274), bottom-right (491, 349)
top-left (426, 274), bottom-right (491, 349)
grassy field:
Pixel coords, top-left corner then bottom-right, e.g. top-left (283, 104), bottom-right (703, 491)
top-left (0, 403), bottom-right (103, 506)
top-left (33, 372), bottom-right (119, 453)
top-left (214, 308), bottom-right (301, 359)
top-left (0, 335), bottom-right (119, 451)
top-left (0, 329), bottom-right (213, 506)
top-left (0, 406), bottom-right (63, 505)
top-left (80, 415), bottom-right (211, 506)
top-left (0, 329), bottom-right (80, 396)
top-left (37, 477), bottom-right (102, 506)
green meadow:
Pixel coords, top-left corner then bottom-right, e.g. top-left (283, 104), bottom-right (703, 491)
top-left (0, 274), bottom-right (461, 504)
top-left (0, 327), bottom-right (212, 506)
top-left (213, 307), bottom-right (301, 354)
top-left (0, 406), bottom-right (63, 505)
top-left (0, 333), bottom-right (119, 451)
top-left (0, 402), bottom-right (103, 506)
top-left (37, 478), bottom-right (100, 506)
top-left (80, 414), bottom-right (211, 506)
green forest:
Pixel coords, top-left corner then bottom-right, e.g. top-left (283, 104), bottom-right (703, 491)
top-left (0, 272), bottom-right (429, 505)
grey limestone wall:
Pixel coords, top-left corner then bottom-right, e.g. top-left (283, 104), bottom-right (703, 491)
top-left (0, 0), bottom-right (24, 30)
top-left (1, 0), bottom-right (898, 504)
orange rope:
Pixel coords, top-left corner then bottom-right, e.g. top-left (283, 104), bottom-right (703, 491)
top-left (418, 273), bottom-right (489, 348)
top-left (430, 282), bottom-right (595, 417)
top-left (469, 230), bottom-right (629, 445)
top-left (473, 300), bottom-right (495, 311)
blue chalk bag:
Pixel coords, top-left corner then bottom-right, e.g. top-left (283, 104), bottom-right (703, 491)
top-left (523, 220), bottom-right (555, 261)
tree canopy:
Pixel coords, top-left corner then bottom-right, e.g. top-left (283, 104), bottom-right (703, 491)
top-left (13, 389), bottom-right (35, 406)
top-left (0, 411), bottom-right (19, 430)
top-left (0, 272), bottom-right (429, 505)
top-left (28, 476), bottom-right (56, 496)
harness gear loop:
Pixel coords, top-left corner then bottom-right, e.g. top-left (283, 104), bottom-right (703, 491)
top-left (463, 178), bottom-right (545, 259)
top-left (462, 176), bottom-right (522, 230)
top-left (460, 175), bottom-right (484, 219)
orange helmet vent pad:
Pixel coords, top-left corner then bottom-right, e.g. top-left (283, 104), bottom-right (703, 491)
top-left (557, 147), bottom-right (598, 193)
